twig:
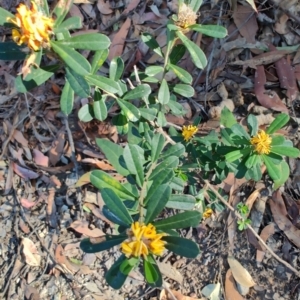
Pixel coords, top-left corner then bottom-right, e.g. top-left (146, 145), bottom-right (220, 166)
top-left (204, 180), bottom-right (300, 278)
top-left (163, 281), bottom-right (177, 300)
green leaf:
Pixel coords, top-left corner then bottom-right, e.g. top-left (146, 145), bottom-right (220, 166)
top-left (168, 63), bottom-right (193, 84)
top-left (169, 44), bottom-right (186, 65)
top-left (50, 41), bottom-right (91, 76)
top-left (231, 123), bottom-right (250, 139)
top-left (273, 160), bottom-right (290, 189)
top-left (189, 24), bottom-right (227, 38)
top-left (271, 135), bottom-right (285, 146)
top-left (103, 205), bottom-right (130, 226)
top-left (266, 113), bottom-right (289, 134)
top-left (15, 66), bottom-right (56, 92)
top-left (141, 33), bottom-right (163, 57)
top-left (149, 156), bottom-right (179, 180)
top-left (80, 235), bottom-right (127, 253)
top-left (160, 143), bottom-right (185, 159)
top-left (101, 188), bottom-right (133, 225)
top-left (158, 79), bottom-right (170, 104)
top-left (78, 104), bottom-right (93, 122)
top-left (91, 49), bottom-right (109, 74)
top-left (123, 144), bottom-right (145, 187)
top-left (55, 16), bottom-right (82, 31)
top-left (245, 153), bottom-right (261, 168)
top-left (123, 84), bottom-right (151, 100)
top-left (34, 0), bottom-right (49, 15)
top-left (60, 80), bottom-right (74, 115)
top-left (166, 194), bottom-right (196, 210)
top-left (145, 66), bottom-right (164, 77)
top-left (93, 91), bottom-right (108, 121)
top-left (53, 0), bottom-right (74, 27)
top-left (144, 259), bottom-right (159, 284)
top-left (271, 146), bottom-right (300, 158)
top-left (0, 7), bottom-right (14, 26)
top-left (173, 84), bottom-right (195, 97)
top-left (225, 150), bottom-right (245, 162)
top-left (116, 98), bottom-right (141, 122)
top-left (90, 170), bottom-right (135, 200)
top-left (85, 74), bottom-right (120, 94)
top-left (140, 107), bottom-right (157, 121)
top-left (189, 0), bottom-right (203, 12)
top-left (110, 57), bottom-right (124, 81)
top-left (153, 211), bottom-right (201, 230)
top-left (0, 42), bottom-right (27, 60)
top-left (163, 236), bottom-right (200, 258)
top-left (144, 184), bottom-right (171, 223)
top-left (151, 133), bottom-right (165, 162)
top-left (176, 30), bottom-right (207, 69)
top-left (220, 107), bottom-right (237, 128)
top-left (262, 155), bottom-right (280, 181)
top-left (157, 111), bottom-right (167, 127)
top-left (65, 67), bottom-right (90, 98)
top-left (247, 114), bottom-right (258, 136)
top-left (57, 33), bottom-right (110, 50)
top-left (120, 258), bottom-right (138, 275)
top-left (105, 255), bottom-right (128, 289)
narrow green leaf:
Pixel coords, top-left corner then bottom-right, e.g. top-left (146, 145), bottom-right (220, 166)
top-left (273, 160), bottom-right (290, 189)
top-left (169, 44), bottom-right (186, 65)
top-left (123, 144), bottom-right (145, 187)
top-left (225, 150), bottom-right (245, 162)
top-left (176, 30), bottom-right (207, 69)
top-left (93, 91), bottom-right (108, 121)
top-left (266, 113), bottom-right (289, 134)
top-left (262, 155), bottom-right (280, 181)
top-left (120, 258), bottom-right (138, 275)
top-left (144, 185), bottom-right (171, 223)
top-left (105, 255), bottom-right (128, 289)
top-left (271, 146), bottom-right (300, 158)
top-left (90, 170), bottom-right (135, 200)
top-left (123, 84), bottom-right (151, 100)
top-left (149, 156), bottom-right (179, 180)
top-left (53, 0), bottom-right (74, 27)
top-left (220, 107), bottom-right (237, 128)
top-left (0, 42), bottom-right (27, 60)
top-left (60, 80), bottom-right (74, 115)
top-left (80, 235), bottom-right (127, 253)
top-left (110, 57), bottom-right (124, 81)
top-left (50, 41), bottom-right (91, 76)
top-left (231, 123), bottom-right (250, 139)
top-left (189, 24), bottom-right (227, 38)
top-left (91, 49), bottom-right (109, 74)
top-left (78, 104), bottom-right (93, 122)
top-left (103, 205), bottom-right (130, 226)
top-left (85, 74), bottom-right (120, 94)
top-left (271, 135), bottom-right (285, 146)
top-left (153, 211), bottom-right (201, 230)
top-left (189, 0), bottom-right (203, 12)
top-left (116, 98), bottom-right (141, 122)
top-left (157, 111), bottom-right (167, 127)
top-left (151, 133), bottom-right (165, 162)
top-left (101, 188), bottom-right (133, 225)
top-left (145, 66), bottom-right (164, 76)
top-left (166, 194), bottom-right (196, 210)
top-left (173, 84), bottom-right (195, 97)
top-left (139, 107), bottom-right (157, 121)
top-left (163, 236), bottom-right (200, 258)
top-left (245, 153), bottom-right (260, 168)
top-left (168, 63), bottom-right (192, 84)
top-left (55, 16), bottom-right (82, 31)
top-left (57, 33), bottom-right (110, 50)
top-left (247, 114), bottom-right (258, 136)
top-left (65, 67), bottom-right (90, 97)
top-left (160, 143), bottom-right (185, 159)
top-left (158, 79), bottom-right (170, 104)
top-left (144, 259), bottom-right (159, 284)
top-left (141, 33), bottom-right (163, 57)
top-left (0, 7), bottom-right (14, 26)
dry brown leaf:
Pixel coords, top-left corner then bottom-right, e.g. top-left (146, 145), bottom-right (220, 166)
top-left (13, 130), bottom-right (28, 147)
top-left (227, 256), bottom-right (256, 287)
top-left (244, 189), bottom-right (260, 217)
top-left (81, 158), bottom-right (115, 170)
top-left (48, 128), bottom-right (65, 166)
top-left (160, 288), bottom-right (204, 300)
top-left (156, 261), bottom-right (183, 284)
top-left (97, 0), bottom-right (113, 14)
top-left (13, 163), bottom-right (39, 179)
top-left (20, 198), bottom-right (37, 209)
top-left (33, 149), bottom-right (49, 167)
top-left (254, 65), bottom-right (288, 112)
top-left (122, 0), bottom-right (140, 15)
top-left (21, 237), bottom-right (41, 267)
top-left (76, 171), bottom-right (91, 187)
top-left (270, 190), bottom-right (300, 248)
top-left (108, 18), bottom-right (131, 61)
top-left (69, 220), bottom-right (104, 237)
top-left (256, 223), bottom-right (276, 264)
top-left (225, 269), bottom-right (245, 300)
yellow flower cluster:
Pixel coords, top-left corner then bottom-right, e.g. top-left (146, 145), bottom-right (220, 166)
top-left (121, 222), bottom-right (166, 258)
top-left (182, 125), bottom-right (198, 142)
top-left (250, 130), bottom-right (272, 155)
top-left (175, 3), bottom-right (197, 29)
top-left (203, 208), bottom-right (213, 219)
top-left (8, 2), bottom-right (54, 51)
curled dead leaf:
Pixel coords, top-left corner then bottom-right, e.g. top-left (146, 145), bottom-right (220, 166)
top-left (21, 237), bottom-right (41, 267)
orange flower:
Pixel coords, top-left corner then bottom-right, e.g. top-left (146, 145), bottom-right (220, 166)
top-left (8, 2), bottom-right (54, 51)
top-left (182, 125), bottom-right (198, 142)
top-left (250, 130), bottom-right (272, 155)
top-left (121, 222), bottom-right (167, 258)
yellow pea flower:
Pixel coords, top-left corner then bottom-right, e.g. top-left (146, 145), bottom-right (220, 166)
top-left (182, 125), bottom-right (198, 142)
top-left (250, 130), bottom-right (272, 155)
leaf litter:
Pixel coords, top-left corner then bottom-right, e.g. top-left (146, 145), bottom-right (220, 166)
top-left (1, 0), bottom-right (300, 299)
